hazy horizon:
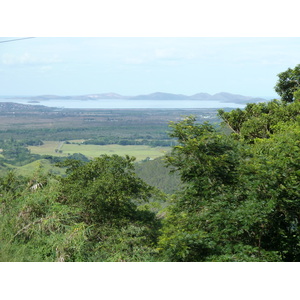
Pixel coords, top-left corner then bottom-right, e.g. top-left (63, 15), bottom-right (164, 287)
top-left (1, 37), bottom-right (299, 99)
top-left (0, 91), bottom-right (275, 99)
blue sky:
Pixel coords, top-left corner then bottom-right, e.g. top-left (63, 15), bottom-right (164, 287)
top-left (1, 0), bottom-right (300, 99)
top-left (1, 37), bottom-right (300, 98)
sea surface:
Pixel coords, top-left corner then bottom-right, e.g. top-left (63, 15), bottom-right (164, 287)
top-left (0, 98), bottom-right (246, 109)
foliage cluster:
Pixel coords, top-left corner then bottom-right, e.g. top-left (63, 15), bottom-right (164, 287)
top-left (134, 157), bottom-right (182, 194)
top-left (274, 64), bottom-right (300, 103)
top-left (0, 138), bottom-right (42, 166)
top-left (218, 99), bottom-right (300, 141)
top-left (83, 137), bottom-right (174, 147)
top-left (157, 100), bottom-right (300, 261)
top-left (0, 155), bottom-right (163, 262)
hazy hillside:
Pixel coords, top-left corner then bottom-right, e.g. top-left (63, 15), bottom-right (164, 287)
top-left (3, 92), bottom-right (266, 104)
top-left (135, 157), bottom-right (182, 194)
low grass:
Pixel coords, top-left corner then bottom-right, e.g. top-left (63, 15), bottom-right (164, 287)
top-left (29, 141), bottom-right (171, 161)
top-left (10, 159), bottom-right (66, 177)
top-left (28, 141), bottom-right (63, 156)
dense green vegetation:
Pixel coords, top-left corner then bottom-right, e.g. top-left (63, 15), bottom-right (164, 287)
top-left (0, 138), bottom-right (42, 166)
top-left (158, 112), bottom-right (300, 261)
top-left (0, 156), bottom-right (164, 261)
top-left (82, 136), bottom-right (174, 147)
top-left (274, 63), bottom-right (300, 103)
top-left (0, 65), bottom-right (299, 261)
top-left (135, 157), bottom-right (182, 194)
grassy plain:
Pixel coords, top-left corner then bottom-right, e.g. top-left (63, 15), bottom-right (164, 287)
top-left (27, 141), bottom-right (63, 156)
top-left (29, 141), bottom-right (171, 161)
top-left (1, 159), bottom-right (65, 177)
top-left (15, 159), bottom-right (65, 176)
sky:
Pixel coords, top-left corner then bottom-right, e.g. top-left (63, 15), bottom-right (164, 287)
top-left (1, 37), bottom-right (300, 98)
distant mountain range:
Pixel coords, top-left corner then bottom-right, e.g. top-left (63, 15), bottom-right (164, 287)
top-left (129, 92), bottom-right (265, 103)
top-left (7, 92), bottom-right (266, 104)
top-left (0, 102), bottom-right (55, 112)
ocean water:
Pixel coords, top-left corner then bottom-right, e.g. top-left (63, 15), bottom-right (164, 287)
top-left (0, 98), bottom-right (246, 109)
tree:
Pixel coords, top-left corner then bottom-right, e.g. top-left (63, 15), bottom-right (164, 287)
top-left (0, 155), bottom-right (163, 262)
top-left (294, 88), bottom-right (300, 101)
top-left (246, 122), bottom-right (300, 261)
top-left (59, 155), bottom-right (155, 224)
top-left (158, 117), bottom-right (244, 261)
top-left (158, 110), bottom-right (300, 261)
top-left (218, 99), bottom-right (300, 142)
top-left (274, 64), bottom-right (300, 103)
top-left (56, 154), bottom-right (163, 261)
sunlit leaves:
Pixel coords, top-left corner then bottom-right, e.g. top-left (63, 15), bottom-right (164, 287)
top-left (275, 64), bottom-right (300, 103)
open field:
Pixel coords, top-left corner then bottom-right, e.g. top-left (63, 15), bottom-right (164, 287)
top-left (29, 141), bottom-right (171, 161)
top-left (13, 159), bottom-right (66, 177)
top-left (27, 141), bottom-right (63, 156)
top-left (1, 159), bottom-right (66, 177)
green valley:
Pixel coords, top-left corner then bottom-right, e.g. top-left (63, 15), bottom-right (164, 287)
top-left (28, 141), bottom-right (170, 162)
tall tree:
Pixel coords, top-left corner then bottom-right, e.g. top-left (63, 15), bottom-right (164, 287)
top-left (158, 108), bottom-right (300, 261)
top-left (274, 64), bottom-right (300, 103)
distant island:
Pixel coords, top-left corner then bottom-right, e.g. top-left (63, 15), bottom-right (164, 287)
top-left (4, 92), bottom-right (266, 104)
